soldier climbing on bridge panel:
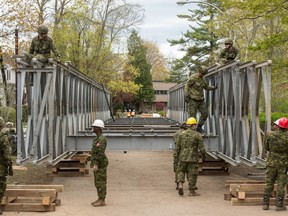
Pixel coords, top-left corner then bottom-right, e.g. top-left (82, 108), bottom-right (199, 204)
top-left (25, 25), bottom-right (60, 63)
top-left (184, 66), bottom-right (217, 133)
top-left (218, 38), bottom-right (240, 65)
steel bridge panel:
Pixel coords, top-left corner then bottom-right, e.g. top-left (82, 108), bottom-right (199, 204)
top-left (168, 60), bottom-right (271, 166)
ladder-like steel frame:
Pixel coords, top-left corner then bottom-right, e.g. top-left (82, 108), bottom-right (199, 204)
top-left (168, 60), bottom-right (272, 166)
top-left (15, 58), bottom-right (111, 165)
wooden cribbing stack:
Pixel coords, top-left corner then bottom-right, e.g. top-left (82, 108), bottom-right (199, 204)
top-left (198, 157), bottom-right (230, 175)
top-left (0, 184), bottom-right (64, 212)
top-left (47, 153), bottom-right (90, 176)
top-left (224, 180), bottom-right (288, 206)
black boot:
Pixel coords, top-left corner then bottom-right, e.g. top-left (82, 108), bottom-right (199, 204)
top-left (176, 182), bottom-right (179, 190)
top-left (262, 193), bottom-right (270, 210)
top-left (276, 195), bottom-right (287, 211)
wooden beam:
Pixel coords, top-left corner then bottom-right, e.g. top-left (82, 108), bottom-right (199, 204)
top-left (7, 185), bottom-right (64, 193)
top-left (4, 189), bottom-right (56, 198)
top-left (2, 203), bottom-right (56, 212)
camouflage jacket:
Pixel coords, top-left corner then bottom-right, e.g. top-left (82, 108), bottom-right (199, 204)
top-left (91, 133), bottom-right (108, 168)
top-left (219, 46), bottom-right (240, 61)
top-left (29, 36), bottom-right (60, 58)
top-left (173, 130), bottom-right (183, 158)
top-left (265, 130), bottom-right (288, 167)
top-left (175, 128), bottom-right (205, 162)
top-left (0, 130), bottom-right (12, 177)
top-left (185, 73), bottom-right (217, 101)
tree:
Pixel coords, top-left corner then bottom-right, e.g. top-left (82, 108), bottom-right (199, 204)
top-left (127, 30), bottom-right (155, 111)
top-left (168, 0), bottom-right (222, 74)
top-left (144, 41), bottom-right (169, 81)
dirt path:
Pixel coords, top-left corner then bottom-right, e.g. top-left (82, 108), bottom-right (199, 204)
top-left (4, 151), bottom-right (279, 216)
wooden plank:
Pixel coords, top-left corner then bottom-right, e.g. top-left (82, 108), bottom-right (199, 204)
top-left (237, 191), bottom-right (246, 200)
top-left (0, 197), bottom-right (16, 204)
top-left (7, 185), bottom-right (64, 193)
top-left (231, 197), bottom-right (288, 206)
top-left (225, 180), bottom-right (264, 188)
top-left (54, 162), bottom-right (86, 168)
top-left (4, 189), bottom-right (56, 197)
top-left (229, 184), bottom-right (277, 192)
top-left (2, 203), bottom-right (56, 212)
top-left (42, 197), bottom-right (51, 206)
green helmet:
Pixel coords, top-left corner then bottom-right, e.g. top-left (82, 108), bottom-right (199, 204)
top-left (37, 25), bottom-right (49, 34)
top-left (0, 117), bottom-right (5, 127)
top-left (199, 66), bottom-right (208, 75)
top-left (224, 38), bottom-right (233, 45)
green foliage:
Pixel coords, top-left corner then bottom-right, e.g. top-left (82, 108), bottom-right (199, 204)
top-left (169, 0), bottom-right (222, 81)
top-left (0, 106), bottom-right (16, 123)
top-left (259, 112), bottom-right (288, 130)
top-left (127, 30), bottom-right (155, 105)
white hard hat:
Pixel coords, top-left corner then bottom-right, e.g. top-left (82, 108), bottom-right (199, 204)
top-left (91, 119), bottom-right (105, 128)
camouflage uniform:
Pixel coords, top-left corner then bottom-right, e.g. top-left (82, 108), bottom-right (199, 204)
top-left (0, 124), bottom-right (12, 204)
top-left (91, 134), bottom-right (109, 200)
top-left (173, 124), bottom-right (187, 183)
top-left (175, 128), bottom-right (205, 190)
top-left (28, 36), bottom-right (60, 62)
top-left (219, 46), bottom-right (240, 63)
top-left (184, 73), bottom-right (217, 126)
top-left (263, 130), bottom-right (288, 197)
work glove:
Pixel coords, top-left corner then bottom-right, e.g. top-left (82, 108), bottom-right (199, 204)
top-left (93, 164), bottom-right (99, 172)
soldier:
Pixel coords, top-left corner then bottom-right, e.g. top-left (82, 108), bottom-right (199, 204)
top-left (0, 117), bottom-right (13, 215)
top-left (175, 117), bottom-right (206, 196)
top-left (184, 66), bottom-right (217, 133)
top-left (262, 117), bottom-right (288, 211)
top-left (90, 119), bottom-right (109, 207)
top-left (173, 122), bottom-right (187, 190)
top-left (218, 38), bottom-right (240, 65)
top-left (25, 24), bottom-right (60, 62)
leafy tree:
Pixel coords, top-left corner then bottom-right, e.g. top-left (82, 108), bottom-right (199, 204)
top-left (144, 41), bottom-right (169, 81)
top-left (127, 30), bottom-right (155, 111)
top-left (168, 0), bottom-right (222, 77)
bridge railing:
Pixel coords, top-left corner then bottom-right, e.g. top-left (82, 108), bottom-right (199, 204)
top-left (167, 60), bottom-right (272, 166)
top-left (15, 58), bottom-right (111, 165)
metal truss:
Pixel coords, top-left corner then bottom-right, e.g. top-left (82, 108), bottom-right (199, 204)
top-left (15, 58), bottom-right (111, 165)
top-left (168, 60), bottom-right (272, 166)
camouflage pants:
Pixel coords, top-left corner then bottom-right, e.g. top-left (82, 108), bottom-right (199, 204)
top-left (94, 167), bottom-right (107, 200)
top-left (24, 53), bottom-right (49, 62)
top-left (188, 99), bottom-right (208, 126)
top-left (177, 161), bottom-right (198, 190)
top-left (173, 157), bottom-right (179, 183)
top-left (264, 165), bottom-right (287, 197)
top-left (0, 176), bottom-right (7, 201)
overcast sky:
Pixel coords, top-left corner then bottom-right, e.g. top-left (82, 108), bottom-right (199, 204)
top-left (134, 0), bottom-right (197, 58)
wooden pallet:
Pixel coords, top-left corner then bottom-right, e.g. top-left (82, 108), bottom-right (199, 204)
top-left (224, 181), bottom-right (288, 206)
top-left (47, 153), bottom-right (90, 176)
top-left (198, 158), bottom-right (230, 175)
top-left (0, 185), bottom-right (63, 212)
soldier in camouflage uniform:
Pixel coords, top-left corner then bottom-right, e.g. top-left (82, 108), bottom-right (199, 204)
top-left (262, 117), bottom-right (288, 211)
top-left (90, 119), bottom-right (108, 207)
top-left (25, 25), bottom-right (60, 62)
top-left (0, 117), bottom-right (13, 215)
top-left (184, 66), bottom-right (217, 133)
top-left (173, 122), bottom-right (187, 190)
top-left (175, 117), bottom-right (206, 196)
top-left (218, 38), bottom-right (240, 65)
